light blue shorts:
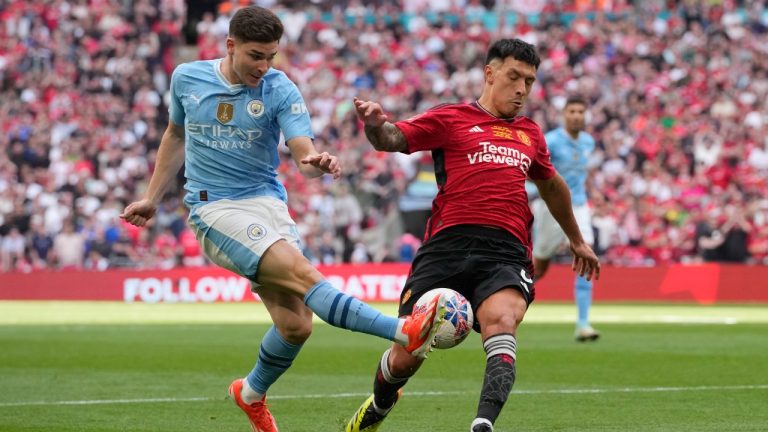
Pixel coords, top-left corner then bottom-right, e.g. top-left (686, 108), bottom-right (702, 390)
top-left (532, 199), bottom-right (594, 259)
top-left (188, 196), bottom-right (302, 283)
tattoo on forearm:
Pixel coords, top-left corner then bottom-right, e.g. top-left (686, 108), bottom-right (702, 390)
top-left (364, 123), bottom-right (406, 152)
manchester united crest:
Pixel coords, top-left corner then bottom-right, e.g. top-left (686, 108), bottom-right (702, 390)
top-left (401, 289), bottom-right (412, 305)
top-left (516, 130), bottom-right (531, 146)
top-left (217, 102), bottom-right (234, 124)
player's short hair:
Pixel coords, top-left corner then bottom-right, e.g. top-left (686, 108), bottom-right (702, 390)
top-left (485, 39), bottom-right (541, 69)
top-left (229, 6), bottom-right (284, 43)
top-left (565, 96), bottom-right (587, 107)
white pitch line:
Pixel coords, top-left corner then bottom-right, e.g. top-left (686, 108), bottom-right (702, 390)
top-left (512, 384), bottom-right (768, 395)
top-left (0, 385), bottom-right (765, 408)
top-left (0, 397), bottom-right (212, 407)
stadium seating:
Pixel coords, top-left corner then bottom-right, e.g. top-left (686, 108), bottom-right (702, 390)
top-left (1, 0), bottom-right (767, 271)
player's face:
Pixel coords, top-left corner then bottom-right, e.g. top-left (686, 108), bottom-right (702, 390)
top-left (485, 57), bottom-right (536, 117)
top-left (564, 103), bottom-right (586, 134)
top-left (226, 38), bottom-right (278, 87)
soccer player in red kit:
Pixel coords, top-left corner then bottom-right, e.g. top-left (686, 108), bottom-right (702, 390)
top-left (345, 39), bottom-right (600, 432)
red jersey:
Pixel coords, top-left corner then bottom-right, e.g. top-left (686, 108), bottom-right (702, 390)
top-left (396, 102), bottom-right (556, 250)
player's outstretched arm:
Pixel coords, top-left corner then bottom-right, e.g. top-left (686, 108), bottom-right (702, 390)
top-left (532, 175), bottom-right (600, 281)
top-left (353, 97), bottom-right (407, 153)
top-left (120, 122), bottom-right (186, 227)
top-left (288, 136), bottom-right (342, 179)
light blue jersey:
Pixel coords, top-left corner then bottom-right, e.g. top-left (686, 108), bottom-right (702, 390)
top-left (544, 127), bottom-right (595, 206)
top-left (169, 59), bottom-right (313, 208)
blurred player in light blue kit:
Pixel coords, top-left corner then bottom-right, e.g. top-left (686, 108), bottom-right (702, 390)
top-left (532, 97), bottom-right (599, 342)
top-left (120, 6), bottom-right (446, 431)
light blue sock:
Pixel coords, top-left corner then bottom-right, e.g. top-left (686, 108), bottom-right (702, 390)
top-left (304, 280), bottom-right (399, 341)
top-left (246, 326), bottom-right (302, 395)
top-left (575, 275), bottom-right (593, 329)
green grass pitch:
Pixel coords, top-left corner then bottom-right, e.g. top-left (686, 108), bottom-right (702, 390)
top-left (1, 301), bottom-right (767, 431)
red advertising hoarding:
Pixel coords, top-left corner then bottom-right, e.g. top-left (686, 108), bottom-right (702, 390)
top-left (1, 263), bottom-right (767, 304)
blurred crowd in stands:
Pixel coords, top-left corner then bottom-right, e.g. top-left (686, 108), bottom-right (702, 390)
top-left (1, 0), bottom-right (768, 273)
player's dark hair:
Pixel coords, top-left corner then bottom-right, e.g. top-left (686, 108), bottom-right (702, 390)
top-left (485, 38), bottom-right (541, 69)
top-left (229, 6), bottom-right (283, 43)
top-left (565, 96), bottom-right (587, 107)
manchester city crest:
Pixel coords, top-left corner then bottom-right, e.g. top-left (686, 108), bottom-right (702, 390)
top-left (247, 100), bottom-right (265, 118)
top-left (246, 223), bottom-right (267, 241)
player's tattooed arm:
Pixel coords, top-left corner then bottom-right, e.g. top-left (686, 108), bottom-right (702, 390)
top-left (364, 123), bottom-right (408, 153)
top-left (353, 97), bottom-right (408, 153)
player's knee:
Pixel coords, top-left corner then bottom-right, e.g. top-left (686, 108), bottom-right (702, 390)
top-left (388, 345), bottom-right (423, 378)
top-left (277, 316), bottom-right (313, 345)
top-left (480, 307), bottom-right (524, 337)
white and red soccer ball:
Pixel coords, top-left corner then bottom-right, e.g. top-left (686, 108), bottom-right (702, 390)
top-left (414, 288), bottom-right (474, 349)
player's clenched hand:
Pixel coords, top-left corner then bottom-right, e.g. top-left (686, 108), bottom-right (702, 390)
top-left (353, 97), bottom-right (388, 127)
top-left (120, 199), bottom-right (157, 227)
top-left (570, 242), bottom-right (600, 281)
top-left (301, 152), bottom-right (342, 179)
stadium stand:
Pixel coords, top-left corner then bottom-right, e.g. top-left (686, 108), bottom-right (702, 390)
top-left (1, 0), bottom-right (767, 272)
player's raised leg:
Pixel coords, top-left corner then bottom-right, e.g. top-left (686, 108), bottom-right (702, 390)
top-left (191, 199), bottom-right (446, 359)
top-left (346, 346), bottom-right (420, 431)
top-left (192, 197), bottom-right (444, 430)
top-left (471, 288), bottom-right (527, 432)
top-left (258, 240), bottom-right (447, 358)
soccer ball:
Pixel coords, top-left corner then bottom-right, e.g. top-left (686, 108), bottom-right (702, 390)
top-left (414, 288), bottom-right (473, 349)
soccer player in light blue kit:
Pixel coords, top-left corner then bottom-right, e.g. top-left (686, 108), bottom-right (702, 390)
top-left (120, 7), bottom-right (446, 432)
top-left (532, 96), bottom-right (600, 342)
